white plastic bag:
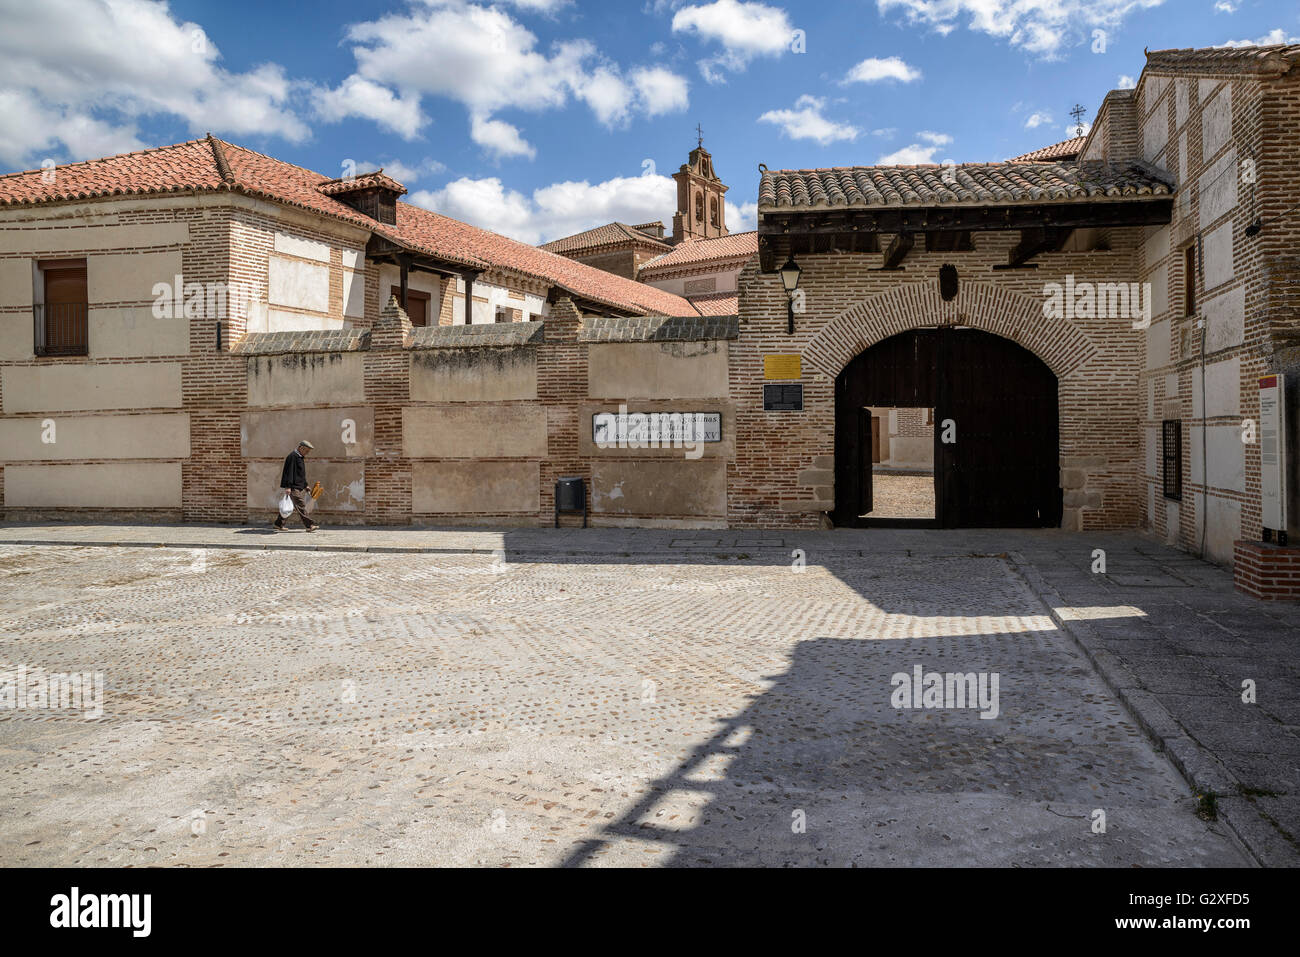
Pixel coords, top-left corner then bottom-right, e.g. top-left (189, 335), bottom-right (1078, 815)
top-left (277, 491), bottom-right (294, 518)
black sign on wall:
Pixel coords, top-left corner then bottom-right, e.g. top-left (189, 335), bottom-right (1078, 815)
top-left (763, 384), bottom-right (804, 411)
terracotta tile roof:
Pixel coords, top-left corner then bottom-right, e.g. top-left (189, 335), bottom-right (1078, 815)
top-left (758, 160), bottom-right (1173, 211)
top-left (539, 221), bottom-right (672, 255)
top-left (686, 291), bottom-right (739, 316)
top-left (0, 137), bottom-right (697, 317)
top-left (385, 205), bottom-right (699, 316)
top-left (1146, 43), bottom-right (1300, 75)
top-left (1009, 137), bottom-right (1086, 162)
top-left (0, 138), bottom-right (226, 205)
top-left (317, 170), bottom-right (407, 196)
top-left (638, 231), bottom-right (758, 275)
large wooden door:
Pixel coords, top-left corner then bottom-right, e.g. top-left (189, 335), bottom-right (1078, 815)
top-left (833, 328), bottom-right (1060, 528)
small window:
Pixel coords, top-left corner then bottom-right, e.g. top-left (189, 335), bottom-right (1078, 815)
top-left (36, 258), bottom-right (88, 356)
top-left (1162, 419), bottom-right (1182, 500)
top-left (710, 197), bottom-right (720, 227)
top-left (390, 286), bottom-right (430, 326)
top-left (695, 192), bottom-right (704, 222)
top-left (1183, 245), bottom-right (1196, 317)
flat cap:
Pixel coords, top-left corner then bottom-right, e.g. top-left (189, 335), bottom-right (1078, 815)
top-left (298, 439), bottom-right (315, 449)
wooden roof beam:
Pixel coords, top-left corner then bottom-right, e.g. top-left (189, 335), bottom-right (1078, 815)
top-left (996, 226), bottom-right (1072, 269)
top-left (879, 232), bottom-right (914, 271)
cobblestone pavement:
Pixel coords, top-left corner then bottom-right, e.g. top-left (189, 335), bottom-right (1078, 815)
top-left (868, 471), bottom-right (936, 520)
top-left (0, 531), bottom-right (1253, 867)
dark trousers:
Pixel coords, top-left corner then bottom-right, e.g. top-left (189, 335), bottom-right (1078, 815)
top-left (276, 489), bottom-right (314, 528)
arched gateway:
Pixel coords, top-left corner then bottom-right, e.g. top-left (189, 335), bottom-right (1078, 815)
top-left (833, 328), bottom-right (1062, 528)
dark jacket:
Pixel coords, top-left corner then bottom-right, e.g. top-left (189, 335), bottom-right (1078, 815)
top-left (280, 450), bottom-right (307, 490)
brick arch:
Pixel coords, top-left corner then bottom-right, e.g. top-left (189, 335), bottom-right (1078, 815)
top-left (803, 279), bottom-right (1097, 381)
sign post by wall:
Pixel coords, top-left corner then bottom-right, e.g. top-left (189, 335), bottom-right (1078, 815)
top-left (1259, 374), bottom-right (1288, 541)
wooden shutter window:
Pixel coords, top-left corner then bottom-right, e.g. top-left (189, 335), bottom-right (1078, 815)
top-left (38, 258), bottom-right (88, 356)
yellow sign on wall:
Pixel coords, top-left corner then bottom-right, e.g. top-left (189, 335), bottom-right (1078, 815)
top-left (764, 354), bottom-right (802, 380)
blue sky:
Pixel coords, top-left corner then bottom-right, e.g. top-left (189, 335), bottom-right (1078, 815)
top-left (1, 0), bottom-right (1296, 243)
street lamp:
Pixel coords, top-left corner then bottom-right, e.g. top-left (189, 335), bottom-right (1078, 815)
top-left (779, 255), bottom-right (802, 335)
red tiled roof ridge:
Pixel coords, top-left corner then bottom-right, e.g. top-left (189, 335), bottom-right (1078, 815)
top-left (639, 231), bottom-right (759, 275)
top-left (0, 136), bottom-right (213, 182)
top-left (1149, 42), bottom-right (1300, 56)
top-left (0, 136), bottom-right (697, 317)
top-left (387, 202), bottom-right (697, 316)
top-left (208, 136), bottom-right (334, 184)
top-left (1009, 136), bottom-right (1086, 162)
top-left (540, 220), bottom-right (673, 252)
top-left (763, 159), bottom-right (1101, 174)
top-left (317, 169), bottom-right (408, 196)
top-left (675, 229), bottom-right (757, 241)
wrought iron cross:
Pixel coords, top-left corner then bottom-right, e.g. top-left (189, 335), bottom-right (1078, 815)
top-left (696, 123), bottom-right (704, 148)
top-left (1070, 104), bottom-right (1087, 137)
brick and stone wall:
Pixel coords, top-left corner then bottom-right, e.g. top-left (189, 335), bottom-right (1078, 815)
top-left (1233, 539), bottom-right (1300, 600)
top-left (729, 230), bottom-right (1144, 530)
top-left (1130, 57), bottom-right (1300, 565)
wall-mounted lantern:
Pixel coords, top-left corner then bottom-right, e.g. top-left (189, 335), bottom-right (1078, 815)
top-left (779, 256), bottom-right (802, 336)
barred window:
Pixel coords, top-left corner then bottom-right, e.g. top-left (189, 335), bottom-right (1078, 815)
top-left (1162, 419), bottom-right (1182, 500)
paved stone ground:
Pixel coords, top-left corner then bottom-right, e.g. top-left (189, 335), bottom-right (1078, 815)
top-left (0, 524), bottom-right (1257, 867)
top-left (869, 471), bottom-right (936, 520)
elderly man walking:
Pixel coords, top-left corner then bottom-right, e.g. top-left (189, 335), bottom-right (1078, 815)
top-left (274, 440), bottom-right (319, 532)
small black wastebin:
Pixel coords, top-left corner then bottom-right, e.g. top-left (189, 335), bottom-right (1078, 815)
top-left (555, 476), bottom-right (587, 528)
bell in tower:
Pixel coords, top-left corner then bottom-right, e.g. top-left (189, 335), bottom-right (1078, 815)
top-left (671, 126), bottom-right (729, 245)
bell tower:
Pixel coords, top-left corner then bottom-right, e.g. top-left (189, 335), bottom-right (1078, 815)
top-left (671, 126), bottom-right (728, 244)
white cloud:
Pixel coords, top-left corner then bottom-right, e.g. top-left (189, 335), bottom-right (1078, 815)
top-left (312, 76), bottom-right (426, 140)
top-left (412, 171), bottom-right (682, 245)
top-left (844, 56), bottom-right (922, 83)
top-left (576, 66), bottom-right (635, 126)
top-left (0, 0), bottom-right (310, 167)
top-left (504, 0), bottom-right (574, 12)
top-left (878, 131), bottom-right (952, 164)
top-left (727, 200), bottom-right (758, 232)
top-left (470, 115), bottom-right (537, 160)
top-left (876, 0), bottom-right (1167, 57)
top-left (1064, 121), bottom-right (1092, 139)
top-left (1221, 29), bottom-right (1300, 47)
top-left (1118, 74), bottom-right (1137, 89)
top-left (1213, 1), bottom-right (1239, 12)
top-left (672, 0), bottom-right (795, 81)
top-left (632, 67), bottom-right (691, 116)
top-left (758, 95), bottom-right (860, 145)
top-left (328, 2), bottom-right (690, 156)
top-left (1024, 111), bottom-right (1053, 129)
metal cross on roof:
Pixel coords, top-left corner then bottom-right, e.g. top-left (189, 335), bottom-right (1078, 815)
top-left (696, 123), bottom-right (704, 148)
top-left (1070, 104), bottom-right (1087, 137)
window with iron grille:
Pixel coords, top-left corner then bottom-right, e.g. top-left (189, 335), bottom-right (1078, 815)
top-left (1162, 419), bottom-right (1182, 500)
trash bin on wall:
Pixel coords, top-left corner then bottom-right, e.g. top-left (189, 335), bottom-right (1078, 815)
top-left (555, 476), bottom-right (587, 528)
